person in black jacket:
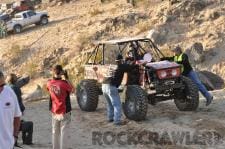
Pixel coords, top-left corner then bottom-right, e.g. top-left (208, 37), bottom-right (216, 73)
top-left (6, 74), bottom-right (25, 113)
top-left (6, 73), bottom-right (33, 145)
top-left (102, 54), bottom-right (132, 125)
top-left (162, 46), bottom-right (213, 106)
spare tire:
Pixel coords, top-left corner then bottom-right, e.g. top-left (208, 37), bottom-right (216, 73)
top-left (77, 79), bottom-right (99, 112)
top-left (174, 76), bottom-right (199, 111)
top-left (123, 85), bottom-right (148, 121)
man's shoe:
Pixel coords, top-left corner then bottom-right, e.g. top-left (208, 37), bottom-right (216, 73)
top-left (114, 121), bottom-right (126, 126)
top-left (108, 119), bottom-right (113, 123)
top-left (206, 96), bottom-right (213, 106)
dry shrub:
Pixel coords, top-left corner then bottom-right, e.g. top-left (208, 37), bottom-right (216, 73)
top-left (136, 21), bottom-right (152, 34)
top-left (22, 61), bottom-right (38, 79)
top-left (89, 8), bottom-right (103, 17)
top-left (76, 33), bottom-right (91, 50)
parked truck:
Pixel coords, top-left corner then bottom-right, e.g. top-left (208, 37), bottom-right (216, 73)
top-left (6, 10), bottom-right (49, 33)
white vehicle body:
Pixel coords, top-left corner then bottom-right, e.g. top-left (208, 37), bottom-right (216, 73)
top-left (6, 10), bottom-right (49, 33)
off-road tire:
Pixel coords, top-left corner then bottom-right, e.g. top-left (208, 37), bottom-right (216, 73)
top-left (13, 25), bottom-right (22, 34)
top-left (123, 85), bottom-right (148, 121)
top-left (40, 16), bottom-right (48, 25)
top-left (77, 79), bottom-right (99, 112)
top-left (174, 76), bottom-right (199, 111)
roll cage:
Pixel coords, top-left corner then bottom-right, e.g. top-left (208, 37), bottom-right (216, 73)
top-left (86, 37), bottom-right (165, 65)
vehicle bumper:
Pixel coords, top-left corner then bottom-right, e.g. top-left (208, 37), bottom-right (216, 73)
top-left (155, 79), bottom-right (184, 92)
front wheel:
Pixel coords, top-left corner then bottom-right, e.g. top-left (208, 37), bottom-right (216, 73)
top-left (174, 76), bottom-right (199, 111)
top-left (123, 85), bottom-right (148, 121)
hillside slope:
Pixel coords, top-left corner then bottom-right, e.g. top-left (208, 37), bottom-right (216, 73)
top-left (0, 0), bottom-right (224, 84)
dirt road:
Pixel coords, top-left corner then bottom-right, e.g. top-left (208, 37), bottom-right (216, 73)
top-left (16, 90), bottom-right (225, 149)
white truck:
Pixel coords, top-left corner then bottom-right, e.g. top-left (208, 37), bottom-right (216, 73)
top-left (6, 10), bottom-right (49, 33)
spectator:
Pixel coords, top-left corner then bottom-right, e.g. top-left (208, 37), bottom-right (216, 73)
top-left (6, 73), bottom-right (33, 145)
top-left (6, 73), bottom-right (25, 113)
top-left (47, 65), bottom-right (74, 149)
top-left (0, 71), bottom-right (21, 149)
top-left (102, 54), bottom-right (131, 125)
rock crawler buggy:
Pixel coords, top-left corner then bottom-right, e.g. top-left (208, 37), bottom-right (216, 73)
top-left (76, 37), bottom-right (199, 121)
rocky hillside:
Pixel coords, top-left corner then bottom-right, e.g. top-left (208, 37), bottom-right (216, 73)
top-left (0, 0), bottom-right (225, 85)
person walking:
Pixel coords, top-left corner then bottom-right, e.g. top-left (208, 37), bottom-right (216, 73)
top-left (102, 54), bottom-right (131, 125)
top-left (0, 71), bottom-right (22, 149)
top-left (47, 65), bottom-right (74, 149)
top-left (163, 46), bottom-right (213, 106)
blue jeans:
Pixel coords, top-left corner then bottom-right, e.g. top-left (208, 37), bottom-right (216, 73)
top-left (186, 70), bottom-right (212, 101)
top-left (102, 84), bottom-right (122, 124)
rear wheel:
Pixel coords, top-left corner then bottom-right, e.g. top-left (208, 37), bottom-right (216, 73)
top-left (76, 79), bottom-right (99, 112)
top-left (174, 76), bottom-right (199, 111)
top-left (123, 85), bottom-right (148, 121)
top-left (13, 25), bottom-right (22, 34)
top-left (40, 16), bottom-right (48, 25)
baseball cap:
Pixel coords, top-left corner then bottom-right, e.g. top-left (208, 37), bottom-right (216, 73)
top-left (171, 46), bottom-right (182, 52)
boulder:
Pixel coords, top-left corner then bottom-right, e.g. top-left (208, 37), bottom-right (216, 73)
top-left (186, 42), bottom-right (205, 63)
top-left (197, 71), bottom-right (215, 91)
top-left (162, 15), bottom-right (176, 23)
top-left (197, 71), bottom-right (225, 90)
top-left (169, 0), bottom-right (213, 17)
top-left (146, 29), bottom-right (160, 43)
top-left (23, 85), bottom-right (44, 101)
top-left (146, 27), bottom-right (168, 45)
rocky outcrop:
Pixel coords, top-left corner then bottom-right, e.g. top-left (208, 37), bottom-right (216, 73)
top-left (168, 0), bottom-right (213, 17)
top-left (185, 42), bottom-right (205, 64)
top-left (23, 85), bottom-right (44, 101)
top-left (103, 12), bottom-right (148, 31)
top-left (198, 71), bottom-right (225, 90)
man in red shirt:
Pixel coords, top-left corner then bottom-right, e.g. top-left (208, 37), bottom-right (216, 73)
top-left (47, 65), bottom-right (74, 149)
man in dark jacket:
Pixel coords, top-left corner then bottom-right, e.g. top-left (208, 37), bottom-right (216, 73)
top-left (163, 46), bottom-right (213, 106)
top-left (6, 73), bottom-right (33, 145)
top-left (102, 54), bottom-right (131, 125)
top-left (6, 74), bottom-right (25, 113)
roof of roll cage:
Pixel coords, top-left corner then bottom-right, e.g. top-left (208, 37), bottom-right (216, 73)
top-left (95, 37), bottom-right (151, 45)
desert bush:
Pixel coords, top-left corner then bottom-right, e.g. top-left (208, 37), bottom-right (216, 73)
top-left (136, 21), bottom-right (152, 34)
top-left (76, 33), bottom-right (92, 50)
top-left (23, 61), bottom-right (38, 79)
top-left (89, 8), bottom-right (103, 17)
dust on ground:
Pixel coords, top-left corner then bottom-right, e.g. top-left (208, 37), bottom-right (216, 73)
top-left (17, 90), bottom-right (225, 149)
